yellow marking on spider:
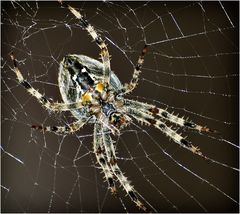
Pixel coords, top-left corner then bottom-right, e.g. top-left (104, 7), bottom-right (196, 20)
top-left (95, 82), bottom-right (105, 93)
top-left (81, 92), bottom-right (92, 103)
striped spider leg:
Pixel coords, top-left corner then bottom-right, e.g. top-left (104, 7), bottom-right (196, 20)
top-left (122, 99), bottom-right (216, 158)
top-left (10, 53), bottom-right (91, 134)
top-left (58, 1), bottom-right (111, 84)
top-left (101, 125), bottom-right (147, 211)
top-left (10, 53), bottom-right (84, 112)
top-left (94, 123), bottom-right (117, 194)
top-left (120, 45), bottom-right (148, 95)
top-left (124, 99), bottom-right (217, 133)
top-left (32, 118), bottom-right (88, 134)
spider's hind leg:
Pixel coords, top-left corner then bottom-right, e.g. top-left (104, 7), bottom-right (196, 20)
top-left (59, 1), bottom-right (111, 85)
top-left (10, 53), bottom-right (83, 112)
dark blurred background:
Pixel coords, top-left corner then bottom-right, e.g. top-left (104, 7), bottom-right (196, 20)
top-left (1, 1), bottom-right (239, 213)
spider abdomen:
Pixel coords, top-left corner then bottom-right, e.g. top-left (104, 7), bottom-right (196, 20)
top-left (58, 54), bottom-right (122, 122)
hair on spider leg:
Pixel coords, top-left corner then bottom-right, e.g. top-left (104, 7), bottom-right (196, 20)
top-left (9, 52), bottom-right (18, 68)
top-left (200, 126), bottom-right (219, 134)
top-left (147, 103), bottom-right (219, 135)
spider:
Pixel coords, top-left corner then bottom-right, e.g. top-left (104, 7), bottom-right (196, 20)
top-left (10, 1), bottom-right (216, 212)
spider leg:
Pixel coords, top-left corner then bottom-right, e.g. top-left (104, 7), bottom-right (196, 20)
top-left (120, 45), bottom-right (148, 95)
top-left (10, 53), bottom-right (83, 112)
top-left (59, 1), bottom-right (111, 84)
top-left (125, 106), bottom-right (204, 157)
top-left (94, 123), bottom-right (116, 194)
top-left (102, 126), bottom-right (147, 212)
top-left (124, 99), bottom-right (217, 134)
top-left (32, 118), bottom-right (88, 134)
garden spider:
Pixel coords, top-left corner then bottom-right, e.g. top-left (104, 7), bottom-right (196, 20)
top-left (10, 1), bottom-right (216, 212)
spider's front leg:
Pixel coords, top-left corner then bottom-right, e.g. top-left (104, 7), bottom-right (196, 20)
top-left (10, 53), bottom-right (83, 112)
top-left (94, 123), bottom-right (117, 194)
top-left (101, 126), bottom-right (147, 212)
top-left (59, 1), bottom-right (111, 85)
top-left (120, 45), bottom-right (148, 95)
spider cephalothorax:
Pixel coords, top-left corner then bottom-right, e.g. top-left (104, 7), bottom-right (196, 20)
top-left (10, 1), bottom-right (216, 212)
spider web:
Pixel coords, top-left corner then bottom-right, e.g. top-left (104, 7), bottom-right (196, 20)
top-left (1, 1), bottom-right (239, 213)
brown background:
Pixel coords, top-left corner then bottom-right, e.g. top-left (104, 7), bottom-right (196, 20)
top-left (1, 1), bottom-right (239, 213)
